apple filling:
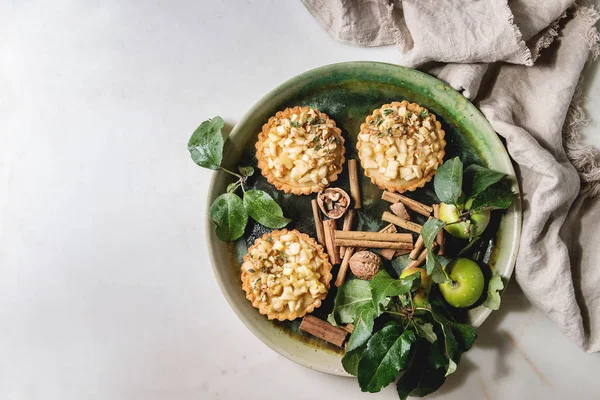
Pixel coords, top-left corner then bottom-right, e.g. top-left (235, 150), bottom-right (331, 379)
top-left (357, 102), bottom-right (445, 190)
top-left (258, 107), bottom-right (344, 191)
top-left (241, 230), bottom-right (330, 319)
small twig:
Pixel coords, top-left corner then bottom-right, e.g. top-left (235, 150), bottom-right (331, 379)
top-left (219, 166), bottom-right (243, 179)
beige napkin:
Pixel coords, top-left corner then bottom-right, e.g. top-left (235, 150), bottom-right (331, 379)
top-left (302, 0), bottom-right (600, 352)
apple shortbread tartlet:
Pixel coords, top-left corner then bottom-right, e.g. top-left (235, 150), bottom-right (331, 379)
top-left (256, 106), bottom-right (345, 195)
top-left (357, 101), bottom-right (446, 192)
top-left (241, 229), bottom-right (332, 321)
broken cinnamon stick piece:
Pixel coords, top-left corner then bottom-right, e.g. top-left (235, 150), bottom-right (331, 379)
top-left (338, 210), bottom-right (356, 258)
top-left (348, 159), bottom-right (362, 209)
top-left (381, 248), bottom-right (397, 261)
top-left (394, 248), bottom-right (413, 257)
top-left (390, 202), bottom-right (411, 221)
top-left (323, 219), bottom-right (340, 264)
top-left (335, 238), bottom-right (413, 250)
top-left (406, 248), bottom-right (428, 269)
top-left (382, 247), bottom-right (413, 261)
top-left (382, 212), bottom-right (423, 233)
top-left (300, 315), bottom-right (348, 347)
top-left (335, 247), bottom-right (355, 287)
top-left (381, 191), bottom-right (433, 216)
top-left (341, 324), bottom-right (355, 334)
top-left (335, 230), bottom-right (413, 243)
top-left (311, 199), bottom-right (325, 246)
top-left (433, 204), bottom-right (445, 255)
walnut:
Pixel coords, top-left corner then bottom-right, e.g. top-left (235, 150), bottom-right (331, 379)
top-left (317, 188), bottom-right (350, 219)
top-left (349, 251), bottom-right (381, 280)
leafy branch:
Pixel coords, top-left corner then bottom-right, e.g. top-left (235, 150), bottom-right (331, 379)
top-left (330, 271), bottom-right (476, 397)
top-left (188, 116), bottom-right (290, 241)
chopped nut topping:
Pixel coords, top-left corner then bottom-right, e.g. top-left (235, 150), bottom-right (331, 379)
top-left (260, 107), bottom-right (343, 188)
top-left (358, 102), bottom-right (445, 188)
top-left (242, 231), bottom-right (329, 316)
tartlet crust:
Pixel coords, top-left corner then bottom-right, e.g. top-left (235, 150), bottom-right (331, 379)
top-left (357, 101), bottom-right (446, 192)
top-left (241, 229), bottom-right (333, 321)
top-left (255, 106), bottom-right (345, 195)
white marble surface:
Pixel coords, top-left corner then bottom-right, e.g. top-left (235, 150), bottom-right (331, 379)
top-left (2, 1), bottom-right (600, 399)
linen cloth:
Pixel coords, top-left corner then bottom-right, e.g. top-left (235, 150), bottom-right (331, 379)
top-left (303, 0), bottom-right (600, 352)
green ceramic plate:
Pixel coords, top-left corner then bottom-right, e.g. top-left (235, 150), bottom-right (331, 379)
top-left (206, 62), bottom-right (521, 376)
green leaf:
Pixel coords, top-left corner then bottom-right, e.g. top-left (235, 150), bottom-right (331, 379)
top-left (187, 116), bottom-right (225, 170)
top-left (469, 181), bottom-right (514, 211)
top-left (428, 340), bottom-right (449, 370)
top-left (483, 273), bottom-right (504, 310)
top-left (357, 325), bottom-right (416, 393)
top-left (464, 164), bottom-right (506, 198)
top-left (412, 344), bottom-right (448, 397)
top-left (226, 182), bottom-right (240, 193)
top-left (238, 165), bottom-right (255, 177)
top-left (433, 156), bottom-right (463, 205)
top-left (397, 340), bottom-right (447, 399)
top-left (329, 280), bottom-right (372, 325)
top-left (421, 219), bottom-right (444, 249)
top-left (416, 322), bottom-right (437, 344)
top-left (342, 345), bottom-right (365, 376)
top-left (326, 313), bottom-right (338, 326)
top-left (369, 270), bottom-right (420, 314)
top-left (347, 303), bottom-right (376, 352)
top-left (425, 249), bottom-right (448, 284)
top-left (452, 322), bottom-right (477, 352)
top-left (430, 311), bottom-right (459, 376)
top-left (243, 190), bottom-right (290, 229)
top-left (209, 193), bottom-right (247, 242)
top-left (396, 340), bottom-right (428, 400)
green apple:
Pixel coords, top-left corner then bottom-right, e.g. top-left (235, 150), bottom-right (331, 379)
top-left (439, 258), bottom-right (484, 308)
top-left (412, 288), bottom-right (430, 309)
top-left (439, 199), bottom-right (490, 240)
top-left (400, 266), bottom-right (431, 289)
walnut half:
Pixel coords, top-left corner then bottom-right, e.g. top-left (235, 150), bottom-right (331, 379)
top-left (317, 188), bottom-right (350, 219)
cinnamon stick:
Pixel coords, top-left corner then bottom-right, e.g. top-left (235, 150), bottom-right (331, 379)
top-left (335, 247), bottom-right (355, 287)
top-left (300, 315), bottom-right (348, 347)
top-left (357, 224), bottom-right (396, 252)
top-left (382, 212), bottom-right (423, 233)
top-left (382, 191), bottom-right (433, 216)
top-left (406, 248), bottom-right (428, 269)
top-left (390, 202), bottom-right (411, 221)
top-left (323, 219), bottom-right (340, 264)
top-left (311, 199), bottom-right (325, 246)
top-left (338, 210), bottom-right (356, 258)
top-left (381, 247), bottom-right (413, 260)
top-left (335, 230), bottom-right (413, 243)
top-left (348, 159), bottom-right (362, 209)
top-left (334, 238), bottom-right (413, 250)
top-left (341, 324), bottom-right (355, 334)
top-left (433, 204), bottom-right (445, 255)
top-left (409, 235), bottom-right (425, 260)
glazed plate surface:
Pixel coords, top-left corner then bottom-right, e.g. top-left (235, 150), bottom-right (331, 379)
top-left (206, 62), bottom-right (522, 376)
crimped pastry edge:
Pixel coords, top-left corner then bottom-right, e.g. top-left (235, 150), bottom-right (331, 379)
top-left (356, 101), bottom-right (446, 193)
top-left (255, 106), bottom-right (346, 195)
top-left (240, 229), bottom-right (333, 321)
